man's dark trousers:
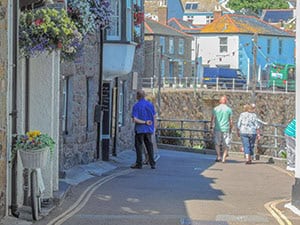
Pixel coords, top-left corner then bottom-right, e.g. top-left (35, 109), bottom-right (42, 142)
top-left (135, 133), bottom-right (155, 167)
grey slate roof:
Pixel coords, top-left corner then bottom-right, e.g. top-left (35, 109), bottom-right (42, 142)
top-left (261, 9), bottom-right (294, 23)
top-left (145, 18), bottom-right (192, 38)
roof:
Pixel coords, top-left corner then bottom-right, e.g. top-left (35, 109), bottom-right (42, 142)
top-left (261, 9), bottom-right (294, 23)
top-left (168, 17), bottom-right (203, 34)
top-left (181, 0), bottom-right (220, 12)
top-left (200, 14), bottom-right (294, 37)
top-left (145, 18), bottom-right (193, 38)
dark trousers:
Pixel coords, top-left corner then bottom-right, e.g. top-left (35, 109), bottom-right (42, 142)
top-left (135, 133), bottom-right (155, 167)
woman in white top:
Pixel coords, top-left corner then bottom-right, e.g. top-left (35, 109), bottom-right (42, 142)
top-left (237, 104), bottom-right (261, 164)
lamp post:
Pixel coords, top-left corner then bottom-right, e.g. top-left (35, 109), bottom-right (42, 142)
top-left (251, 33), bottom-right (258, 104)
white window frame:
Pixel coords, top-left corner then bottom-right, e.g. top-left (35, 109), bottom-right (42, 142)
top-left (107, 0), bottom-right (121, 40)
top-left (219, 37), bottom-right (228, 53)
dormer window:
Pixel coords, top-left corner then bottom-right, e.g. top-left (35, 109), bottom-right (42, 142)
top-left (185, 2), bottom-right (198, 10)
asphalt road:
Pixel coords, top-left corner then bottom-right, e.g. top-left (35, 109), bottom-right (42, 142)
top-left (34, 150), bottom-right (299, 225)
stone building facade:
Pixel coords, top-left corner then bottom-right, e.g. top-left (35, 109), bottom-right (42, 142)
top-left (144, 18), bottom-right (193, 81)
top-left (0, 0), bottom-right (8, 218)
top-left (59, 35), bottom-right (101, 170)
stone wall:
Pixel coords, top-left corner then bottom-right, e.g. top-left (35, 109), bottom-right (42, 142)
top-left (145, 89), bottom-right (295, 154)
top-left (0, 0), bottom-right (7, 217)
top-left (60, 34), bottom-right (100, 170)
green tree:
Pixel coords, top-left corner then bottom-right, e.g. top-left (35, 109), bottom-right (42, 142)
top-left (226, 0), bottom-right (289, 15)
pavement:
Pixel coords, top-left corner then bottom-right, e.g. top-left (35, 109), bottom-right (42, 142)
top-left (0, 149), bottom-right (299, 225)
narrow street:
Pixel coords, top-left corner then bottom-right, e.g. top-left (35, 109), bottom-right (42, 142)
top-left (31, 150), bottom-right (298, 225)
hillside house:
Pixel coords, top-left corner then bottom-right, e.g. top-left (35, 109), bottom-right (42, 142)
top-left (197, 14), bottom-right (295, 81)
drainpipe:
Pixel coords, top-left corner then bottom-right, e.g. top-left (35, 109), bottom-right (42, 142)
top-left (10, 0), bottom-right (19, 217)
top-left (22, 58), bottom-right (30, 206)
top-left (112, 78), bottom-right (118, 157)
top-left (96, 28), bottom-right (104, 159)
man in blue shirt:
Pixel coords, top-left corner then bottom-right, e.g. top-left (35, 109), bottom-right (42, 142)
top-left (131, 90), bottom-right (157, 169)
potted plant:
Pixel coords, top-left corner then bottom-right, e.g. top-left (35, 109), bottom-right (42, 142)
top-left (19, 7), bottom-right (83, 60)
top-left (13, 130), bottom-right (55, 169)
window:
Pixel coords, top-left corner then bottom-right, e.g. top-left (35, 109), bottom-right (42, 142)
top-left (185, 3), bottom-right (198, 10)
top-left (192, 3), bottom-right (198, 9)
top-left (169, 38), bottom-right (174, 54)
top-left (178, 38), bottom-right (184, 55)
top-left (267, 39), bottom-right (271, 54)
top-left (62, 76), bottom-right (73, 135)
top-left (161, 60), bottom-right (165, 78)
top-left (126, 0), bottom-right (132, 41)
top-left (86, 77), bottom-right (94, 132)
top-left (160, 36), bottom-right (165, 53)
top-left (219, 37), bottom-right (228, 53)
top-left (278, 39), bottom-right (283, 55)
top-left (178, 61), bottom-right (184, 78)
top-left (118, 81), bottom-right (125, 126)
top-left (107, 0), bottom-right (121, 40)
top-left (185, 3), bottom-right (192, 9)
top-left (206, 15), bottom-right (213, 24)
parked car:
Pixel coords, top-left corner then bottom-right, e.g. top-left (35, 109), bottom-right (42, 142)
top-left (202, 67), bottom-right (247, 89)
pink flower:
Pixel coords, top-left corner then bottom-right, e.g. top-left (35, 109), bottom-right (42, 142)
top-left (34, 19), bottom-right (43, 26)
top-left (57, 41), bottom-right (63, 49)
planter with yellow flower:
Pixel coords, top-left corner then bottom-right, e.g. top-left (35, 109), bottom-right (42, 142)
top-left (13, 130), bottom-right (55, 169)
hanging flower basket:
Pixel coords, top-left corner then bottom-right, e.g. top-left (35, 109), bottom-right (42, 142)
top-left (19, 147), bottom-right (49, 169)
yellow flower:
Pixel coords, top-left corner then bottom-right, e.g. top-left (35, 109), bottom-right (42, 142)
top-left (26, 130), bottom-right (41, 138)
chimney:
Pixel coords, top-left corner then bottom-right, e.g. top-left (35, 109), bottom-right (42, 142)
top-left (158, 5), bottom-right (168, 25)
top-left (213, 4), bottom-right (222, 21)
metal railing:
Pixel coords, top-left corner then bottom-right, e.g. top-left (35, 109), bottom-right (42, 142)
top-left (156, 118), bottom-right (286, 157)
top-left (141, 77), bottom-right (295, 93)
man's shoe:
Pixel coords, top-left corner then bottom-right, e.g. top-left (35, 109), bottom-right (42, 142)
top-left (151, 165), bottom-right (156, 169)
top-left (130, 164), bottom-right (142, 169)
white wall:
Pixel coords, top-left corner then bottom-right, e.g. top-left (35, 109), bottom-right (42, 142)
top-left (17, 51), bottom-right (60, 201)
top-left (183, 15), bottom-right (209, 25)
top-left (196, 34), bottom-right (239, 68)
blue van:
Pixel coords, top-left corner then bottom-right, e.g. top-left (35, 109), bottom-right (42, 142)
top-left (202, 67), bottom-right (247, 89)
